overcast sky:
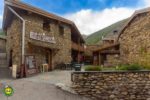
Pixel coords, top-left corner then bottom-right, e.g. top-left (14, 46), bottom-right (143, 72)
top-left (0, 0), bottom-right (150, 35)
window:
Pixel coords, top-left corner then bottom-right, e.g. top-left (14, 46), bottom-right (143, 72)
top-left (43, 20), bottom-right (51, 32)
top-left (59, 25), bottom-right (64, 36)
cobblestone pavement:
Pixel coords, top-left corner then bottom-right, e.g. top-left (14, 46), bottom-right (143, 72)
top-left (0, 71), bottom-right (91, 100)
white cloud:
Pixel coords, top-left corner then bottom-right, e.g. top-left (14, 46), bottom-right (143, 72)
top-left (64, 7), bottom-right (135, 35)
top-left (144, 0), bottom-right (150, 7)
top-left (63, 0), bottom-right (150, 35)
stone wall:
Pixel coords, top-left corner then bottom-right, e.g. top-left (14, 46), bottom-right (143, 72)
top-left (22, 12), bottom-right (71, 69)
top-left (104, 54), bottom-right (121, 67)
top-left (119, 12), bottom-right (150, 67)
top-left (72, 71), bottom-right (150, 100)
top-left (6, 16), bottom-right (22, 69)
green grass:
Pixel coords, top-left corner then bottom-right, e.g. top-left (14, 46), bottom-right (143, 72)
top-left (84, 64), bottom-right (144, 71)
top-left (84, 65), bottom-right (102, 71)
top-left (85, 19), bottom-right (128, 45)
top-left (117, 64), bottom-right (142, 71)
top-left (102, 67), bottom-right (116, 71)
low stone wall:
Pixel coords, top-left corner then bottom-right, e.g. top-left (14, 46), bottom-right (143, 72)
top-left (71, 71), bottom-right (150, 100)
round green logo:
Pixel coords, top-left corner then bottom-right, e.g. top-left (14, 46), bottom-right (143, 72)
top-left (3, 86), bottom-right (14, 97)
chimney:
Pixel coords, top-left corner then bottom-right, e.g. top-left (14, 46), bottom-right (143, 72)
top-left (113, 30), bottom-right (118, 34)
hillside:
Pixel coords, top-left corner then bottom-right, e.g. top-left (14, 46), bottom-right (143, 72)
top-left (85, 19), bottom-right (128, 45)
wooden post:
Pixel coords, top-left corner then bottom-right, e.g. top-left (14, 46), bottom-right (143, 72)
top-left (99, 53), bottom-right (101, 66)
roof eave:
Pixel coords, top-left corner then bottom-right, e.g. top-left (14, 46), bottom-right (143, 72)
top-left (117, 7), bottom-right (150, 41)
top-left (4, 0), bottom-right (85, 43)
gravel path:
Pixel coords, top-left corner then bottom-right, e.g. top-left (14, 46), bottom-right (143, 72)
top-left (0, 71), bottom-right (91, 100)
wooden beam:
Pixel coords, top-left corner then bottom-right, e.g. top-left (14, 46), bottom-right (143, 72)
top-left (100, 50), bottom-right (120, 54)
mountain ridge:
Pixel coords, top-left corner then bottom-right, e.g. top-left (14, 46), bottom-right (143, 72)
top-left (85, 19), bottom-right (128, 45)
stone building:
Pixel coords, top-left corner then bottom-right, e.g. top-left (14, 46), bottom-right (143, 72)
top-left (84, 45), bottom-right (100, 65)
top-left (118, 7), bottom-right (150, 67)
top-left (93, 7), bottom-right (150, 67)
top-left (93, 43), bottom-right (120, 66)
top-left (3, 0), bottom-right (84, 77)
top-left (92, 29), bottom-right (121, 66)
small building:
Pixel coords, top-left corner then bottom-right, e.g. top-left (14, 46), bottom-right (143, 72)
top-left (92, 29), bottom-right (121, 67)
top-left (84, 45), bottom-right (100, 65)
top-left (118, 7), bottom-right (150, 66)
top-left (93, 43), bottom-right (120, 67)
top-left (3, 0), bottom-right (84, 77)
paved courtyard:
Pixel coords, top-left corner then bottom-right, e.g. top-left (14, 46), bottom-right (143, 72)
top-left (23, 70), bottom-right (72, 87)
top-left (0, 70), bottom-right (91, 100)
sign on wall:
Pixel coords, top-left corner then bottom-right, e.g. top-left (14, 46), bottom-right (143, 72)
top-left (25, 55), bottom-right (38, 76)
top-left (30, 32), bottom-right (56, 43)
top-left (25, 55), bottom-right (36, 69)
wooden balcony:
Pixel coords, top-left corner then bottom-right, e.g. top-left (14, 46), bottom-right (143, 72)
top-left (71, 42), bottom-right (84, 52)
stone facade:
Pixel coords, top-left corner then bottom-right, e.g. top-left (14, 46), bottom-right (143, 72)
top-left (119, 12), bottom-right (150, 67)
top-left (6, 11), bottom-right (72, 72)
top-left (22, 13), bottom-right (72, 69)
top-left (104, 54), bottom-right (121, 67)
top-left (93, 44), bottom-right (120, 67)
top-left (6, 16), bottom-right (22, 68)
top-left (72, 71), bottom-right (150, 100)
top-left (85, 45), bottom-right (100, 64)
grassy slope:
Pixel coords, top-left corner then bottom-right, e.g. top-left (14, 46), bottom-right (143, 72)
top-left (85, 19), bottom-right (128, 45)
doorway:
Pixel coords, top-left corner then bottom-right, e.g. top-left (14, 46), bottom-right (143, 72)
top-left (45, 49), bottom-right (52, 71)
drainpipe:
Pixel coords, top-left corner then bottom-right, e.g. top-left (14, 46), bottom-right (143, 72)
top-left (8, 7), bottom-right (25, 65)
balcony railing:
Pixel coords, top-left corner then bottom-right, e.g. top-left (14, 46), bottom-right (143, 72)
top-left (71, 42), bottom-right (84, 52)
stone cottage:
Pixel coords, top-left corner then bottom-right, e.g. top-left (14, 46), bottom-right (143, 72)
top-left (84, 45), bottom-right (100, 65)
top-left (93, 7), bottom-right (150, 67)
top-left (92, 29), bottom-right (121, 66)
top-left (118, 7), bottom-right (150, 67)
top-left (3, 0), bottom-right (85, 77)
top-left (93, 43), bottom-right (120, 66)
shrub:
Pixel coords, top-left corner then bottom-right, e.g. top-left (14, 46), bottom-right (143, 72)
top-left (118, 64), bottom-right (142, 71)
top-left (85, 66), bottom-right (102, 71)
top-left (143, 65), bottom-right (150, 70)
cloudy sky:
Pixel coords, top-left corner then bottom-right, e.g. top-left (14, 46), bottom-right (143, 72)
top-left (0, 0), bottom-right (150, 35)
